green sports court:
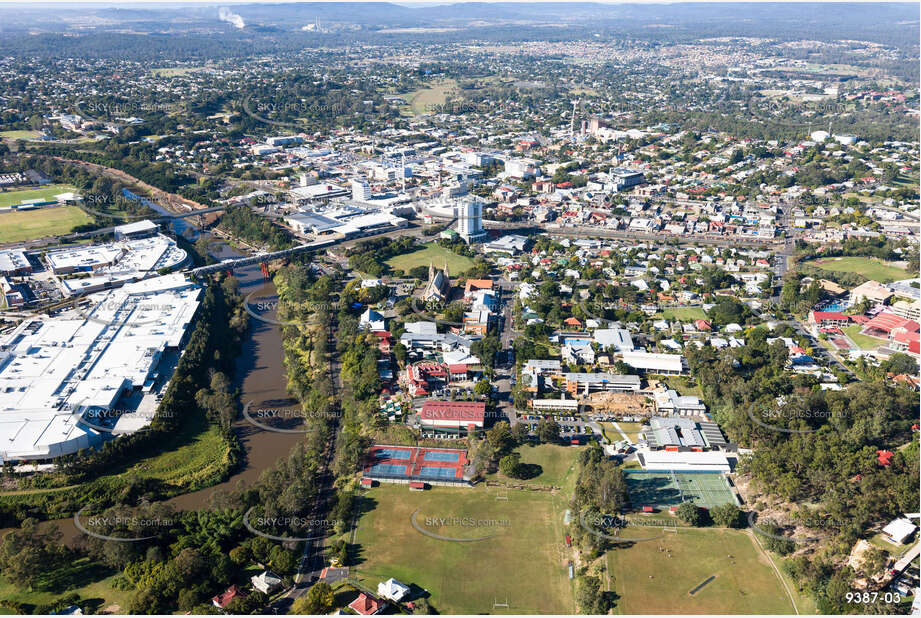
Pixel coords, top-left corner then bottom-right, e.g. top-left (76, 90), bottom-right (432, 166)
top-left (625, 470), bottom-right (739, 510)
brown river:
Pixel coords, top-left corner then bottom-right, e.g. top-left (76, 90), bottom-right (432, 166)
top-left (38, 244), bottom-right (305, 544)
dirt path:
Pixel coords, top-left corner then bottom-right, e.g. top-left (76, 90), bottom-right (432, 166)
top-left (746, 529), bottom-right (799, 615)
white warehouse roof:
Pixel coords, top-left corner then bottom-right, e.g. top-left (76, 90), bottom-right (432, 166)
top-left (0, 274), bottom-right (201, 461)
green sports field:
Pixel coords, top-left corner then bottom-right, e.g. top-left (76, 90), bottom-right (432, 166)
top-left (625, 471), bottom-right (738, 510)
top-left (607, 527), bottom-right (796, 614)
top-left (0, 206), bottom-right (93, 243)
top-left (0, 184), bottom-right (78, 208)
top-left (809, 257), bottom-right (911, 283)
top-left (351, 482), bottom-right (575, 614)
top-left (385, 242), bottom-right (474, 276)
top-left (654, 307), bottom-right (708, 322)
top-left (395, 79), bottom-right (457, 115)
top-left (0, 130), bottom-right (42, 139)
top-left (487, 443), bottom-right (581, 489)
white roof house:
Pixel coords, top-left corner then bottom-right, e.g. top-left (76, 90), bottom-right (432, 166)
top-left (360, 308), bottom-right (386, 331)
top-left (882, 518), bottom-right (917, 544)
top-left (377, 578), bottom-right (411, 602)
top-left (251, 571), bottom-right (283, 594)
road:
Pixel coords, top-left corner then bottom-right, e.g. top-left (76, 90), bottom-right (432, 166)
top-left (493, 274), bottom-right (518, 427)
top-left (770, 203), bottom-right (795, 304)
top-left (270, 314), bottom-right (344, 612)
top-left (484, 220), bottom-right (784, 250)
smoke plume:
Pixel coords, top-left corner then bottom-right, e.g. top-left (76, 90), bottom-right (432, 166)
top-left (218, 7), bottom-right (245, 29)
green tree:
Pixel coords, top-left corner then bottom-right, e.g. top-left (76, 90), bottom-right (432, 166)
top-left (486, 421), bottom-right (515, 455)
top-left (537, 418), bottom-right (561, 443)
top-left (293, 582), bottom-right (336, 614)
top-left (499, 452), bottom-right (524, 478)
top-left (710, 503), bottom-right (743, 528)
top-left (675, 501), bottom-right (705, 526)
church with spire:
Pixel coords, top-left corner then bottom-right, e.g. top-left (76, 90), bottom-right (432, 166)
top-left (422, 260), bottom-right (451, 303)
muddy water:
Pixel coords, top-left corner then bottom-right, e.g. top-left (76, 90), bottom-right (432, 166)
top-left (42, 245), bottom-right (304, 544)
top-left (166, 259), bottom-right (304, 510)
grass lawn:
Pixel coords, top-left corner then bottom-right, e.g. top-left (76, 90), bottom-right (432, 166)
top-left (661, 377), bottom-right (705, 400)
top-left (0, 206), bottom-right (92, 243)
top-left (151, 67), bottom-right (204, 77)
top-left (487, 443), bottom-right (580, 489)
top-left (844, 325), bottom-right (885, 351)
top-left (654, 307), bottom-right (707, 322)
top-left (608, 528), bottom-right (795, 614)
top-left (397, 79), bottom-right (457, 115)
top-left (0, 184), bottom-right (78, 208)
top-left (0, 130), bottom-right (41, 140)
top-left (809, 257), bottom-right (910, 284)
top-left (0, 404), bottom-right (229, 500)
top-left (0, 557), bottom-right (131, 614)
top-left (385, 243), bottom-right (474, 276)
top-left (614, 422), bottom-right (644, 443)
top-left (125, 413), bottom-right (229, 489)
top-left (352, 483), bottom-right (575, 614)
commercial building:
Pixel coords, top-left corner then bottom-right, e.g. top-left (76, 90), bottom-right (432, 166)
top-left (611, 168), bottom-right (646, 191)
top-left (564, 373), bottom-right (641, 395)
top-left (593, 328), bottom-right (634, 353)
top-left (849, 280), bottom-right (893, 306)
top-left (620, 351), bottom-right (685, 375)
top-left (265, 135), bottom-right (303, 147)
top-left (530, 398), bottom-right (580, 413)
top-left (351, 179), bottom-right (372, 201)
top-left (890, 299), bottom-right (921, 322)
top-left (455, 198), bottom-right (486, 243)
top-left (483, 234), bottom-right (528, 255)
top-left (113, 220), bottom-right (159, 241)
top-left (45, 234), bottom-right (189, 296)
top-left (0, 249), bottom-right (32, 276)
top-left (0, 274), bottom-right (202, 461)
top-left (289, 183), bottom-right (350, 204)
top-left (643, 417), bottom-right (728, 451)
top-left (653, 389), bottom-right (706, 416)
top-left (420, 400), bottom-right (486, 432)
top-left (637, 449), bottom-right (732, 473)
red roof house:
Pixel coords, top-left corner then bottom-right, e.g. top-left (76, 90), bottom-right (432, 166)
top-left (563, 317), bottom-right (583, 329)
top-left (349, 593), bottom-right (385, 615)
top-left (212, 585), bottom-right (247, 609)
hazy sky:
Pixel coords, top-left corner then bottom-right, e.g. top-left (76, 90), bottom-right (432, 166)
top-left (0, 0), bottom-right (903, 4)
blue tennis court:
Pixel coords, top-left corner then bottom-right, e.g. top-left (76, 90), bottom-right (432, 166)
top-left (369, 463), bottom-right (408, 476)
top-left (424, 451), bottom-right (460, 462)
top-left (420, 466), bottom-right (458, 479)
top-left (374, 448), bottom-right (412, 461)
